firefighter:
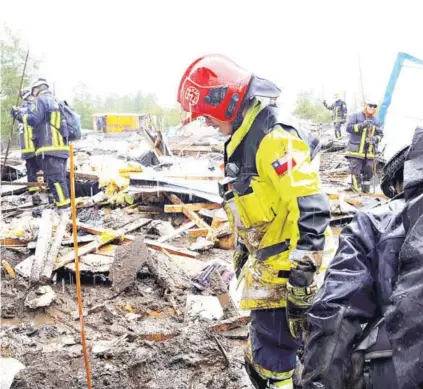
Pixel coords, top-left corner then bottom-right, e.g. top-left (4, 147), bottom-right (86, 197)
top-left (11, 78), bottom-right (70, 208)
top-left (345, 98), bottom-right (383, 193)
top-left (323, 93), bottom-right (347, 139)
top-left (302, 127), bottom-right (423, 389)
top-left (18, 88), bottom-right (42, 204)
top-left (177, 54), bottom-right (330, 389)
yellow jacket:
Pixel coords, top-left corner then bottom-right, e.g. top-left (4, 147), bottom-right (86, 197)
top-left (222, 100), bottom-right (330, 310)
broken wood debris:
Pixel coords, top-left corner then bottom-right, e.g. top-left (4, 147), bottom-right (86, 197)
top-left (164, 203), bottom-right (221, 213)
top-left (157, 221), bottom-right (196, 243)
top-left (41, 211), bottom-right (70, 282)
top-left (31, 209), bottom-right (54, 282)
top-left (165, 193), bottom-right (213, 235)
top-left (209, 315), bottom-right (250, 333)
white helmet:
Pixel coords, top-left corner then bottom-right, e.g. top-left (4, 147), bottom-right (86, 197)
top-left (31, 78), bottom-right (49, 93)
top-left (20, 88), bottom-right (31, 100)
top-left (365, 95), bottom-right (379, 107)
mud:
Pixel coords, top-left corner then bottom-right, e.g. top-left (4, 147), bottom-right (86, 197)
top-left (1, 255), bottom-right (251, 389)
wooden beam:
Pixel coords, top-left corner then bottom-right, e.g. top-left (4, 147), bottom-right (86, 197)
top-left (340, 190), bottom-right (388, 200)
top-left (164, 203), bottom-right (221, 213)
top-left (165, 194), bottom-right (213, 235)
top-left (157, 221), bottom-right (196, 243)
top-left (74, 220), bottom-right (199, 259)
top-left (187, 228), bottom-right (209, 238)
top-left (31, 209), bottom-right (54, 282)
top-left (328, 193), bottom-right (362, 207)
top-left (41, 211), bottom-right (70, 282)
top-left (0, 238), bottom-right (29, 247)
top-left (143, 239), bottom-right (199, 258)
top-left (163, 175), bottom-right (223, 181)
top-left (55, 218), bottom-right (151, 270)
top-left (209, 315), bottom-right (250, 333)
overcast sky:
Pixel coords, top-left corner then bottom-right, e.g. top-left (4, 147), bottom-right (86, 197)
top-left (2, 0), bottom-right (422, 110)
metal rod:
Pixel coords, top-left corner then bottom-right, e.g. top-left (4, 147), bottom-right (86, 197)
top-left (69, 144), bottom-right (93, 389)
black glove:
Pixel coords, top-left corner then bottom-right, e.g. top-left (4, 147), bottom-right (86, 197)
top-left (286, 254), bottom-right (318, 340)
top-left (10, 106), bottom-right (23, 122)
top-left (233, 240), bottom-right (249, 279)
top-left (362, 119), bottom-right (374, 128)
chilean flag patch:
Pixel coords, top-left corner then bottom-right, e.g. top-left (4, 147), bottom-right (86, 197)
top-left (272, 155), bottom-right (296, 176)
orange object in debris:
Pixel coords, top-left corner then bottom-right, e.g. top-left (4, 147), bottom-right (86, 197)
top-left (219, 163), bottom-right (225, 171)
top-left (69, 144), bottom-right (93, 389)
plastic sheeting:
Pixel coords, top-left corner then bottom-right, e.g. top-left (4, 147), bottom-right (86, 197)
top-left (379, 52), bottom-right (423, 161)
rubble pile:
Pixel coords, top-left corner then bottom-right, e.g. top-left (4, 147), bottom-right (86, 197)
top-left (1, 122), bottom-right (388, 388)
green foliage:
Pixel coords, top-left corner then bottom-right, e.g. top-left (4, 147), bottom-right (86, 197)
top-left (293, 90), bottom-right (332, 124)
top-left (1, 26), bottom-right (40, 144)
top-left (71, 87), bottom-right (181, 130)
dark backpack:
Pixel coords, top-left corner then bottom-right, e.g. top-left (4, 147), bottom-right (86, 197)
top-left (58, 100), bottom-right (81, 141)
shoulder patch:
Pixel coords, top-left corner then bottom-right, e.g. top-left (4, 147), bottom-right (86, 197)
top-left (272, 154), bottom-right (296, 176)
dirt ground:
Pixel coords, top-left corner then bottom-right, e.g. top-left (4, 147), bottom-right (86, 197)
top-left (1, 241), bottom-right (251, 389)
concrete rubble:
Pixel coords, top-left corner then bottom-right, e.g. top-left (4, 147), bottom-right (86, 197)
top-left (1, 122), bottom-right (389, 388)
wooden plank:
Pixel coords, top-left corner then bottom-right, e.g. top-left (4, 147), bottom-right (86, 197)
top-left (157, 221), bottom-right (196, 243)
top-left (1, 184), bottom-right (27, 196)
top-left (41, 211), bottom-right (70, 282)
top-left (1, 180), bottom-right (39, 186)
top-left (165, 194), bottom-right (213, 234)
top-left (55, 218), bottom-right (151, 270)
top-left (73, 171), bottom-right (99, 180)
top-left (209, 315), bottom-right (250, 333)
top-left (211, 217), bottom-right (226, 230)
top-left (143, 239), bottom-right (199, 258)
top-left (74, 220), bottom-right (199, 258)
top-left (31, 209), bottom-right (54, 282)
top-left (164, 203), bottom-right (221, 213)
top-left (328, 193), bottom-right (362, 207)
top-left (163, 175), bottom-right (223, 181)
top-left (187, 228), bottom-right (209, 238)
top-left (62, 235), bottom-right (97, 245)
top-left (341, 190), bottom-right (388, 200)
top-left (218, 234), bottom-right (235, 250)
top-left (0, 238), bottom-right (29, 247)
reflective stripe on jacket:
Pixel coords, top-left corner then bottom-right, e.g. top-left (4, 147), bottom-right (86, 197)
top-left (19, 101), bottom-right (36, 159)
top-left (223, 100), bottom-right (330, 310)
top-left (323, 99), bottom-right (347, 123)
top-left (24, 90), bottom-right (69, 158)
top-left (346, 111), bottom-right (383, 159)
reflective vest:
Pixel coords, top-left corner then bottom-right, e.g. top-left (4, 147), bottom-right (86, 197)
top-left (19, 101), bottom-right (36, 160)
top-left (324, 99), bottom-right (347, 123)
top-left (222, 100), bottom-right (330, 310)
top-left (346, 111), bottom-right (383, 159)
top-left (24, 91), bottom-right (69, 158)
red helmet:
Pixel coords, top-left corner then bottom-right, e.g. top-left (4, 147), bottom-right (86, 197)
top-left (177, 54), bottom-right (252, 124)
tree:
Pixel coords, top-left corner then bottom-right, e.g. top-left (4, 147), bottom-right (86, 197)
top-left (293, 90), bottom-right (332, 124)
top-left (71, 82), bottom-right (95, 129)
top-left (70, 86), bottom-right (182, 130)
top-left (1, 26), bottom-right (40, 144)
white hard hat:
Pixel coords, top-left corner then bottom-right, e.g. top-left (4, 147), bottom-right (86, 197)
top-left (20, 88), bottom-right (31, 100)
top-left (365, 95), bottom-right (379, 107)
top-left (31, 78), bottom-right (49, 92)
